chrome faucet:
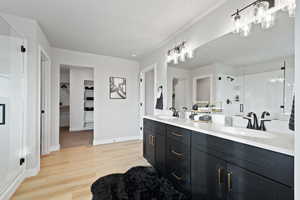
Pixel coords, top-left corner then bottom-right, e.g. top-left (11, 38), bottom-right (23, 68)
top-left (244, 111), bottom-right (271, 131)
top-left (169, 107), bottom-right (179, 117)
top-left (259, 111), bottom-right (271, 131)
top-left (243, 112), bottom-right (259, 130)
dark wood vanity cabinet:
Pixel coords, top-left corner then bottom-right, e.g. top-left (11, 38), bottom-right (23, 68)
top-left (226, 164), bottom-right (293, 200)
top-left (165, 125), bottom-right (191, 193)
top-left (191, 147), bottom-right (226, 200)
top-left (143, 119), bottom-right (166, 173)
top-left (143, 118), bottom-right (294, 200)
top-left (191, 133), bottom-right (294, 200)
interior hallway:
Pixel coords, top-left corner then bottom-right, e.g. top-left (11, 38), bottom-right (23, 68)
top-left (59, 127), bottom-right (93, 149)
top-left (12, 140), bottom-right (148, 200)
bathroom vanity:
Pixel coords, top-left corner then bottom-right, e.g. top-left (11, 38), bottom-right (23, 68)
top-left (143, 116), bottom-right (294, 200)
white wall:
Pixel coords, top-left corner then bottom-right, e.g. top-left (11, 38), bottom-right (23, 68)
top-left (51, 48), bottom-right (140, 148)
top-left (295, 0), bottom-right (299, 199)
top-left (69, 67), bottom-right (93, 131)
top-left (0, 13), bottom-right (51, 174)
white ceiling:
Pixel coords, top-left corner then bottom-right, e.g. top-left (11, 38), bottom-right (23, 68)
top-left (0, 0), bottom-right (226, 59)
top-left (169, 11), bottom-right (295, 69)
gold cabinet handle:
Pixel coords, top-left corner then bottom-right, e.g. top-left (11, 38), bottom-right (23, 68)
top-left (171, 132), bottom-right (183, 137)
top-left (149, 135), bottom-right (152, 145)
top-left (171, 150), bottom-right (184, 158)
top-left (149, 135), bottom-right (154, 145)
top-left (171, 172), bottom-right (182, 181)
top-left (218, 168), bottom-right (222, 185)
top-left (227, 172), bottom-right (232, 192)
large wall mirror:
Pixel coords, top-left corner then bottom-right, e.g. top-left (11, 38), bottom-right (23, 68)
top-left (167, 11), bottom-right (294, 133)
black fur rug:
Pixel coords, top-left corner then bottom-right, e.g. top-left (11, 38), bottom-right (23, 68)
top-left (91, 166), bottom-right (187, 200)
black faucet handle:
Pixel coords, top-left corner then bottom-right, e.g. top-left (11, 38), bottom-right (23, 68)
top-left (261, 111), bottom-right (270, 119)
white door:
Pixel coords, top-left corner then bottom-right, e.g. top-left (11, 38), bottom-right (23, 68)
top-left (0, 18), bottom-right (26, 195)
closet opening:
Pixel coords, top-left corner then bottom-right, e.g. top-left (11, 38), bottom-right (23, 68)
top-left (59, 65), bottom-right (94, 149)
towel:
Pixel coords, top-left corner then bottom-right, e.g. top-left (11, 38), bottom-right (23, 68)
top-left (289, 96), bottom-right (295, 131)
top-left (155, 86), bottom-right (163, 110)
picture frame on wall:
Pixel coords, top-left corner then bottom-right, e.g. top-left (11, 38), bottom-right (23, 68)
top-left (0, 104), bottom-right (5, 125)
top-left (109, 77), bottom-right (126, 99)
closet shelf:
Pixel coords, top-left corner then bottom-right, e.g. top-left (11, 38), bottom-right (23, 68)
top-left (85, 87), bottom-right (94, 90)
top-left (84, 107), bottom-right (94, 111)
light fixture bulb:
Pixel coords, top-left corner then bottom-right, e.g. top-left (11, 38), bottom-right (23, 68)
top-left (180, 52), bottom-right (186, 62)
top-left (187, 49), bottom-right (194, 59)
top-left (233, 13), bottom-right (242, 33)
top-left (254, 1), bottom-right (269, 24)
top-left (173, 56), bottom-right (178, 64)
top-left (242, 23), bottom-right (252, 37)
top-left (261, 12), bottom-right (275, 29)
top-left (287, 0), bottom-right (296, 17)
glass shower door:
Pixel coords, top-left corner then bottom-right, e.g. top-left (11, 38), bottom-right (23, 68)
top-left (0, 17), bottom-right (26, 195)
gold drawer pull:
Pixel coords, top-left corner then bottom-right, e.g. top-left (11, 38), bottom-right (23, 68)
top-left (171, 172), bottom-right (182, 181)
top-left (171, 150), bottom-right (184, 158)
top-left (171, 132), bottom-right (183, 137)
top-left (149, 135), bottom-right (154, 146)
top-left (218, 168), bottom-right (224, 185)
top-left (227, 172), bottom-right (232, 192)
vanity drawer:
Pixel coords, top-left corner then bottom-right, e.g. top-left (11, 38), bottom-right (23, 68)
top-left (167, 125), bottom-right (191, 145)
top-left (192, 132), bottom-right (294, 187)
top-left (166, 139), bottom-right (190, 169)
top-left (166, 164), bottom-right (191, 193)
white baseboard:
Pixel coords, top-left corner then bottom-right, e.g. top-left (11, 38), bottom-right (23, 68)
top-left (69, 127), bottom-right (94, 132)
top-left (49, 145), bottom-right (60, 152)
top-left (25, 167), bottom-right (40, 178)
top-left (0, 170), bottom-right (25, 200)
top-left (94, 135), bottom-right (142, 145)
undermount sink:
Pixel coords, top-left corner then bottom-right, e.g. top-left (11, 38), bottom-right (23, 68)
top-left (156, 115), bottom-right (177, 120)
top-left (214, 126), bottom-right (275, 139)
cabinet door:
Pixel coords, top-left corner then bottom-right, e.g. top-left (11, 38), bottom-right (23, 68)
top-left (191, 148), bottom-right (226, 200)
top-left (227, 164), bottom-right (293, 200)
top-left (143, 130), bottom-right (155, 166)
top-left (155, 132), bottom-right (165, 174)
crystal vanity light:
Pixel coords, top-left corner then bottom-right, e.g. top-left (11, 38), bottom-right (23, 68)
top-left (232, 0), bottom-right (296, 37)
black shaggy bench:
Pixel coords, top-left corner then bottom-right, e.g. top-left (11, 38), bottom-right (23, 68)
top-left (91, 166), bottom-right (188, 200)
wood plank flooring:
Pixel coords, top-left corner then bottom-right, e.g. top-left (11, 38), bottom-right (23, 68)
top-left (12, 140), bottom-right (148, 200)
top-left (59, 127), bottom-right (93, 149)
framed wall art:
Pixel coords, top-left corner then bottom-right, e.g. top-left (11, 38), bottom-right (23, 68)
top-left (109, 77), bottom-right (126, 99)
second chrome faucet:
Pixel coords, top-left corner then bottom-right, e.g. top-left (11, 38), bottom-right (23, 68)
top-left (243, 111), bottom-right (271, 131)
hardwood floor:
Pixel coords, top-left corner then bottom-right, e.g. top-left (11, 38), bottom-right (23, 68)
top-left (59, 127), bottom-right (93, 149)
top-left (12, 140), bottom-right (148, 200)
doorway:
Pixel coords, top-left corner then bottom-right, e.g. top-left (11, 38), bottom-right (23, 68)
top-left (59, 65), bottom-right (94, 149)
top-left (39, 47), bottom-right (51, 155)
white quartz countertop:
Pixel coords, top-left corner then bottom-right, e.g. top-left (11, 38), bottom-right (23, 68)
top-left (144, 115), bottom-right (294, 157)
